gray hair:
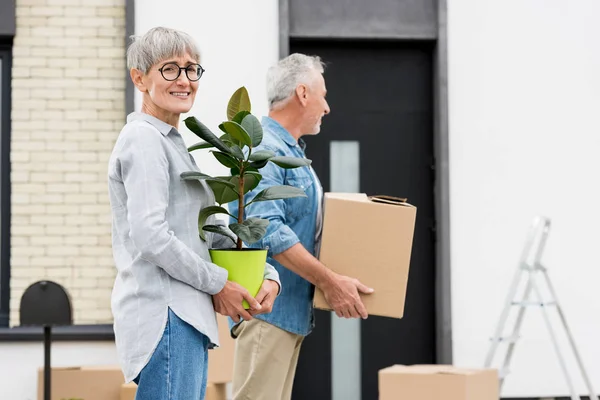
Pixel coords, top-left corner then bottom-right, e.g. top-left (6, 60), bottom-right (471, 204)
top-left (267, 53), bottom-right (325, 110)
top-left (127, 27), bottom-right (201, 73)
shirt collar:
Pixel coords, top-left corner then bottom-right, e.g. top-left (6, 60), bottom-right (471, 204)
top-left (127, 112), bottom-right (176, 136)
top-left (261, 116), bottom-right (303, 149)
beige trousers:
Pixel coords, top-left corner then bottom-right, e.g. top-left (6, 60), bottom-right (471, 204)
top-left (231, 318), bottom-right (304, 400)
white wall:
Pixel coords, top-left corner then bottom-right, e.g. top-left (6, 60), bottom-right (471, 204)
top-left (448, 0), bottom-right (600, 397)
top-left (134, 0), bottom-right (280, 178)
top-left (0, 341), bottom-right (119, 400)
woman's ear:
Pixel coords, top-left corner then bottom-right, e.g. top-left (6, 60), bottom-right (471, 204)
top-left (130, 68), bottom-right (147, 93)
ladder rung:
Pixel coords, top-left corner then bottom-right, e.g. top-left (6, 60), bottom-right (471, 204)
top-left (490, 335), bottom-right (519, 343)
top-left (511, 301), bottom-right (556, 307)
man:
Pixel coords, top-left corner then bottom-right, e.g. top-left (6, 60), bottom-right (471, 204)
top-left (229, 53), bottom-right (374, 400)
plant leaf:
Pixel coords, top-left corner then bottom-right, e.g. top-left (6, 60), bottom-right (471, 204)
top-left (212, 151), bottom-right (240, 169)
top-left (188, 141), bottom-right (213, 152)
top-left (207, 179), bottom-right (239, 205)
top-left (247, 185), bottom-right (307, 206)
top-left (184, 117), bottom-right (232, 155)
top-left (241, 114), bottom-right (263, 147)
top-left (232, 110), bottom-right (251, 124)
top-left (221, 121), bottom-right (251, 147)
top-left (227, 87), bottom-right (252, 121)
top-left (229, 218), bottom-right (269, 245)
top-left (269, 156), bottom-right (312, 169)
top-left (180, 172), bottom-right (236, 188)
top-left (202, 224), bottom-right (237, 245)
top-left (249, 159), bottom-right (269, 169)
top-left (198, 206), bottom-right (232, 241)
top-left (249, 150), bottom-right (275, 162)
top-left (230, 145), bottom-right (245, 160)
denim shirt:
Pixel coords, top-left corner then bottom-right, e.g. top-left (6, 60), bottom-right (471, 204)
top-left (228, 116), bottom-right (322, 336)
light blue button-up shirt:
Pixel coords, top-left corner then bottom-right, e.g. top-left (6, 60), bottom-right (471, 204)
top-left (229, 116), bottom-right (322, 336)
top-left (108, 112), bottom-right (280, 382)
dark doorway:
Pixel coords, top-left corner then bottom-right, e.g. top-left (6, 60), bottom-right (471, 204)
top-left (290, 39), bottom-right (437, 400)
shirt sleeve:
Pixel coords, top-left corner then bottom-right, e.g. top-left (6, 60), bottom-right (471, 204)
top-left (117, 124), bottom-right (228, 295)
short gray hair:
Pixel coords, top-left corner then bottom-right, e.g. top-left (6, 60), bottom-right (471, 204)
top-left (127, 27), bottom-right (201, 73)
top-left (267, 53), bottom-right (325, 110)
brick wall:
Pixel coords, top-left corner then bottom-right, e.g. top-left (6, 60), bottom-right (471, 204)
top-left (10, 0), bottom-right (125, 325)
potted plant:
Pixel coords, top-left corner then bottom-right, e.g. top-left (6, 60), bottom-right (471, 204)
top-left (181, 87), bottom-right (311, 308)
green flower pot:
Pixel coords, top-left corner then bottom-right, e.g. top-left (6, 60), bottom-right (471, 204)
top-left (209, 248), bottom-right (267, 309)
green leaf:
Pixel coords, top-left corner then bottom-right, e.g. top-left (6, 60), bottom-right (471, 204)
top-left (181, 171), bottom-right (213, 181)
top-left (229, 218), bottom-right (269, 245)
top-left (242, 172), bottom-right (262, 194)
top-left (212, 151), bottom-right (240, 169)
top-left (202, 225), bottom-right (237, 245)
top-left (249, 159), bottom-right (269, 169)
top-left (241, 114), bottom-right (263, 147)
top-left (249, 150), bottom-right (275, 162)
top-left (227, 87), bottom-right (252, 121)
top-left (232, 111), bottom-right (251, 124)
top-left (247, 185), bottom-right (307, 206)
top-left (180, 172), bottom-right (236, 189)
top-left (221, 121), bottom-right (252, 147)
top-left (230, 145), bottom-right (245, 160)
top-left (184, 117), bottom-right (232, 155)
top-left (188, 141), bottom-right (213, 152)
top-left (207, 179), bottom-right (239, 205)
top-left (270, 156), bottom-right (312, 169)
top-left (198, 206), bottom-right (233, 241)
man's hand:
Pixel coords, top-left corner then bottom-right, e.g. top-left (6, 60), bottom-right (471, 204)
top-left (250, 280), bottom-right (280, 316)
top-left (320, 272), bottom-right (374, 319)
top-left (213, 280), bottom-right (262, 323)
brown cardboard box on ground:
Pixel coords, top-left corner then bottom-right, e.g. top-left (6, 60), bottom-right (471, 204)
top-left (120, 382), bottom-right (226, 400)
top-left (208, 314), bottom-right (235, 383)
top-left (37, 365), bottom-right (124, 400)
top-left (314, 193), bottom-right (416, 318)
top-left (120, 382), bottom-right (137, 400)
top-left (379, 365), bottom-right (499, 400)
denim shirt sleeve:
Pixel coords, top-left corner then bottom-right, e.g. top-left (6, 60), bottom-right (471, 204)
top-left (229, 146), bottom-right (301, 258)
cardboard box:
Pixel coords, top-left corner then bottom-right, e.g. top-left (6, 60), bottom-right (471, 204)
top-left (120, 382), bottom-right (137, 400)
top-left (379, 365), bottom-right (499, 400)
top-left (120, 382), bottom-right (226, 400)
top-left (208, 314), bottom-right (235, 383)
top-left (314, 193), bottom-right (416, 318)
top-left (37, 365), bottom-right (124, 400)
top-left (206, 383), bottom-right (227, 400)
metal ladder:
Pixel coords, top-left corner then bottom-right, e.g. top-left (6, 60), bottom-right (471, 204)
top-left (483, 216), bottom-right (597, 400)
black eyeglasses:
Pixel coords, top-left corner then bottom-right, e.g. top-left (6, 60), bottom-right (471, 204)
top-left (158, 62), bottom-right (205, 82)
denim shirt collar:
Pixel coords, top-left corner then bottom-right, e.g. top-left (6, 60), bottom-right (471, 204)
top-left (261, 116), bottom-right (307, 151)
top-left (128, 112), bottom-right (176, 136)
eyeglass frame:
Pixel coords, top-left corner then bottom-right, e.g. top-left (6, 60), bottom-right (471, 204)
top-left (157, 62), bottom-right (205, 82)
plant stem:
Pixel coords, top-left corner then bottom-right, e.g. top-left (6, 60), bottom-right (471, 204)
top-left (237, 172), bottom-right (244, 250)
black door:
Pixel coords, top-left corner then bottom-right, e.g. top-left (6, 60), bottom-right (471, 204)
top-left (290, 40), bottom-right (437, 400)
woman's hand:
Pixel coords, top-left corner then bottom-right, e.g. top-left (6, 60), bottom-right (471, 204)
top-left (250, 280), bottom-right (280, 316)
top-left (213, 281), bottom-right (261, 323)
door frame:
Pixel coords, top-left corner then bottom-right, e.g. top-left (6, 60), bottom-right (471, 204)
top-left (278, 0), bottom-right (453, 364)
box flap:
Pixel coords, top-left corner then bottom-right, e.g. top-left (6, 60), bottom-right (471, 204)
top-left (369, 195), bottom-right (415, 207)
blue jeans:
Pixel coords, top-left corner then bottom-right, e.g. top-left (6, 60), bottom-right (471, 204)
top-left (134, 308), bottom-right (209, 400)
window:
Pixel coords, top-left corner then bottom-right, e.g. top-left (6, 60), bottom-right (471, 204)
top-left (0, 43), bottom-right (11, 327)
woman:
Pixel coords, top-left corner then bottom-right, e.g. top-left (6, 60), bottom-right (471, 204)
top-left (108, 27), bottom-right (280, 399)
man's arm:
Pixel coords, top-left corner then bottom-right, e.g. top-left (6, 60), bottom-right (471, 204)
top-left (274, 243), bottom-right (373, 319)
